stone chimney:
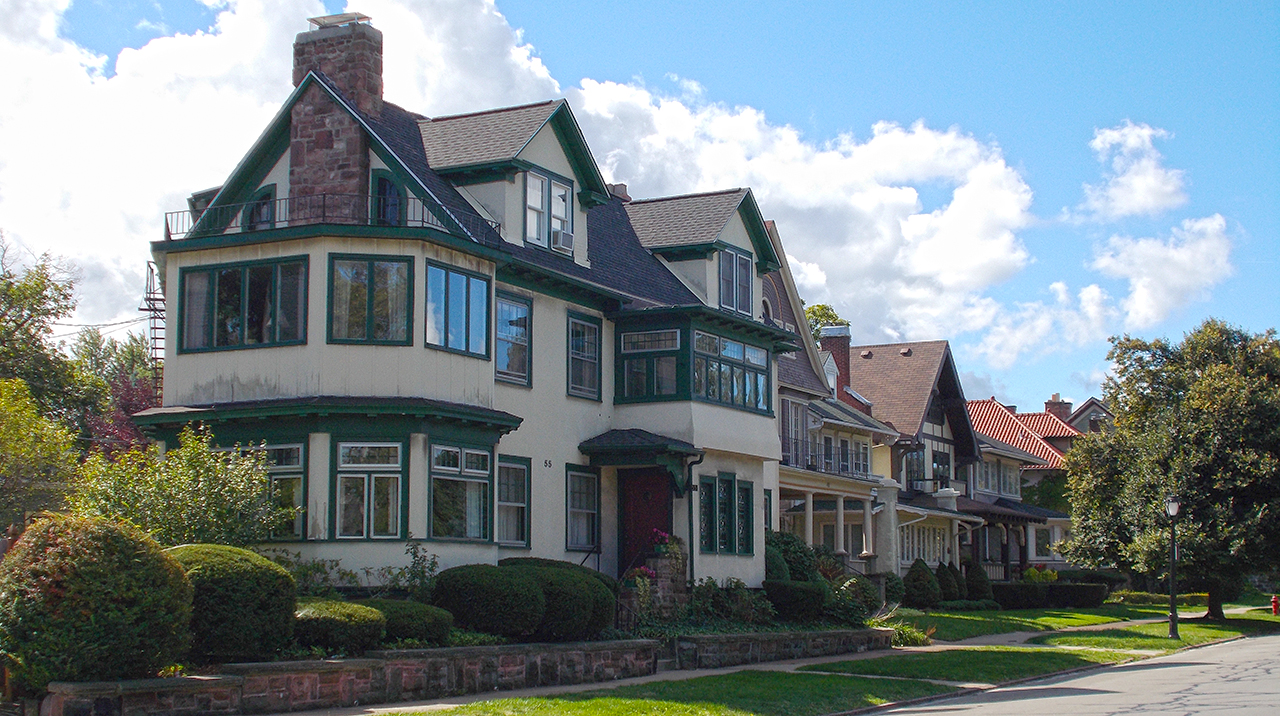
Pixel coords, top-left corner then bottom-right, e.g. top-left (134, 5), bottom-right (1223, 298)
top-left (293, 15), bottom-right (383, 116)
top-left (1045, 393), bottom-right (1072, 422)
top-left (819, 325), bottom-right (851, 400)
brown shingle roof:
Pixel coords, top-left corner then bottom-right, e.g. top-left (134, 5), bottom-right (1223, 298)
top-left (418, 100), bottom-right (561, 169)
top-left (623, 189), bottom-right (748, 249)
top-left (765, 272), bottom-right (828, 395)
top-left (844, 340), bottom-right (951, 438)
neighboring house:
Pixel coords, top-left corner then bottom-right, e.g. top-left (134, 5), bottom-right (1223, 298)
top-left (133, 14), bottom-right (801, 586)
top-left (1067, 395), bottom-right (1114, 434)
top-left (819, 335), bottom-right (983, 575)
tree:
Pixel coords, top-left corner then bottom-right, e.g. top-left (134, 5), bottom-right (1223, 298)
top-left (68, 426), bottom-right (296, 547)
top-left (0, 379), bottom-right (78, 522)
top-left (804, 304), bottom-right (848, 342)
top-left (72, 329), bottom-right (158, 453)
top-left (1062, 319), bottom-right (1280, 618)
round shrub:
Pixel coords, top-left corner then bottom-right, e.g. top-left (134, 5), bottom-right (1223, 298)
top-left (356, 599), bottom-right (453, 645)
top-left (948, 563), bottom-right (967, 600)
top-left (842, 573), bottom-right (882, 614)
top-left (903, 559), bottom-right (942, 609)
top-left (765, 531), bottom-right (820, 582)
top-left (0, 516), bottom-right (192, 691)
top-left (764, 545), bottom-right (791, 581)
top-left (762, 579), bottom-right (827, 622)
top-left (522, 568), bottom-right (597, 642)
top-left (875, 571), bottom-right (906, 605)
top-left (498, 557), bottom-right (618, 593)
top-left (433, 564), bottom-right (544, 637)
top-left (934, 562), bottom-right (960, 602)
top-left (965, 561), bottom-right (994, 601)
top-left (294, 600), bottom-right (385, 654)
top-left (167, 544), bottom-right (295, 663)
top-left (584, 578), bottom-right (617, 637)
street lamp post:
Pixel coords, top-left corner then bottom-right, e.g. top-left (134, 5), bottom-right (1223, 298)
top-left (1165, 494), bottom-right (1181, 640)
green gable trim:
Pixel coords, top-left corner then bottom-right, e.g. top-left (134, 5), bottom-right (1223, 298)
top-left (495, 261), bottom-right (625, 313)
top-left (648, 243), bottom-right (720, 262)
top-left (615, 305), bottom-right (800, 353)
top-left (736, 191), bottom-right (781, 274)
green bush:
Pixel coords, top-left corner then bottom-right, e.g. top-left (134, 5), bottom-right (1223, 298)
top-left (167, 544), bottom-right (295, 664)
top-left (0, 516), bottom-right (193, 691)
top-left (990, 582), bottom-right (1109, 609)
top-left (936, 599), bottom-right (1002, 611)
top-left (498, 557), bottom-right (618, 594)
top-left (762, 580), bottom-right (827, 622)
top-left (765, 531), bottom-right (820, 582)
top-left (934, 562), bottom-right (960, 602)
top-left (355, 599), bottom-right (452, 645)
top-left (876, 572), bottom-right (906, 605)
top-left (1023, 566), bottom-right (1059, 583)
top-left (841, 573), bottom-right (882, 614)
top-left (965, 562), bottom-right (994, 601)
top-left (1058, 569), bottom-right (1128, 592)
top-left (294, 600), bottom-right (385, 654)
top-left (764, 545), bottom-right (791, 581)
top-left (432, 564), bottom-right (544, 637)
top-left (824, 581), bottom-right (869, 626)
top-left (1049, 583), bottom-right (1108, 608)
top-left (903, 559), bottom-right (942, 609)
top-left (948, 563), bottom-right (967, 600)
top-left (1107, 590), bottom-right (1207, 606)
top-left (525, 568), bottom-right (599, 642)
top-left (688, 577), bottom-right (775, 625)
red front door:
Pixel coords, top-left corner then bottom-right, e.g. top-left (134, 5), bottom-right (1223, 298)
top-left (618, 467), bottom-right (674, 576)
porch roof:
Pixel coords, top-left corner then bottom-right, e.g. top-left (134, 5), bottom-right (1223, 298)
top-left (994, 497), bottom-right (1069, 520)
top-left (897, 495), bottom-right (985, 524)
top-left (578, 428), bottom-right (700, 456)
top-left (956, 495), bottom-right (1046, 525)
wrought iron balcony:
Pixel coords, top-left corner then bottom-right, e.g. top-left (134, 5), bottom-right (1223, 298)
top-left (163, 193), bottom-right (500, 241)
top-left (780, 437), bottom-right (878, 482)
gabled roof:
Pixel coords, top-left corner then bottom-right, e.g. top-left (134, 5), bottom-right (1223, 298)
top-left (624, 189), bottom-right (781, 272)
top-left (808, 398), bottom-right (900, 440)
top-left (578, 428), bottom-right (700, 456)
top-left (1013, 411), bottom-right (1080, 439)
top-left (844, 340), bottom-right (979, 460)
top-left (1069, 396), bottom-right (1113, 425)
top-left (763, 222), bottom-right (828, 397)
top-left (994, 497), bottom-right (1068, 520)
top-left (967, 398), bottom-right (1066, 470)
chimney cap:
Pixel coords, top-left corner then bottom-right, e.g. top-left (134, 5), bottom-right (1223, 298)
top-left (606, 183), bottom-right (631, 202)
top-left (308, 13), bottom-right (372, 28)
top-left (819, 325), bottom-right (850, 338)
top-left (899, 347), bottom-right (912, 356)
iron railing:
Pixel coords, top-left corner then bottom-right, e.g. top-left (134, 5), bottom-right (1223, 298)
top-left (780, 437), bottom-right (877, 481)
top-left (164, 193), bottom-right (500, 241)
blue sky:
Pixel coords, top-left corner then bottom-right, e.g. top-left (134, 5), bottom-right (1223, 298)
top-left (21, 0), bottom-right (1280, 411)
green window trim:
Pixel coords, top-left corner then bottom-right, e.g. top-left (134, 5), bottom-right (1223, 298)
top-left (428, 442), bottom-right (495, 543)
top-left (326, 253), bottom-right (415, 346)
top-left (178, 254), bottom-right (309, 354)
top-left (718, 247), bottom-right (753, 316)
top-left (497, 454), bottom-right (533, 548)
top-left (566, 311), bottom-right (602, 401)
top-left (328, 440), bottom-right (409, 541)
top-left (615, 327), bottom-right (683, 403)
top-left (216, 441), bottom-right (308, 542)
top-left (691, 329), bottom-right (772, 415)
top-left (698, 472), bottom-right (753, 556)
top-left (371, 169), bottom-right (408, 226)
top-left (565, 465), bottom-right (600, 552)
top-left (242, 184), bottom-right (277, 232)
top-left (523, 168), bottom-right (575, 255)
top-left (494, 291), bottom-right (532, 386)
top-left (425, 261), bottom-right (491, 359)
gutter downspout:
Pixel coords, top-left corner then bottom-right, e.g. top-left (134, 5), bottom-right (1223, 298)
top-left (685, 451), bottom-right (706, 585)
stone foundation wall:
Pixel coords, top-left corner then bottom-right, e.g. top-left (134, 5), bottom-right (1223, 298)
top-left (676, 627), bottom-right (894, 670)
top-left (41, 641), bottom-right (658, 716)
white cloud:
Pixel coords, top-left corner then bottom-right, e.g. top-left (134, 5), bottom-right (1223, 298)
top-left (1078, 120), bottom-right (1187, 220)
top-left (971, 281), bottom-right (1117, 370)
top-left (1091, 214), bottom-right (1233, 329)
top-left (785, 254), bottom-right (826, 295)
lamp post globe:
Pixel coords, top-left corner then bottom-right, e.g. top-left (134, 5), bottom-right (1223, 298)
top-left (1166, 494), bottom-right (1181, 640)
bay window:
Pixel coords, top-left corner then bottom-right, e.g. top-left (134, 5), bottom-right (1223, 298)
top-left (426, 263), bottom-right (488, 357)
top-left (336, 442), bottom-right (403, 539)
top-left (181, 257), bottom-right (307, 351)
top-left (329, 255), bottom-right (412, 344)
top-left (431, 445), bottom-right (491, 540)
top-left (692, 331), bottom-right (770, 413)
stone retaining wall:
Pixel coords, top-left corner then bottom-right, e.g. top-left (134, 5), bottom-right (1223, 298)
top-left (41, 640), bottom-right (658, 716)
top-left (676, 627), bottom-right (894, 670)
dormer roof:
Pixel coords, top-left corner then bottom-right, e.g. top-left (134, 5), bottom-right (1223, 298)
top-left (624, 188), bottom-right (781, 272)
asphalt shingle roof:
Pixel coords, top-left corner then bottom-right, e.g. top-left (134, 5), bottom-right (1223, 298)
top-left (843, 340), bottom-right (951, 438)
top-left (765, 272), bottom-right (829, 395)
top-left (417, 100), bottom-right (561, 170)
top-left (809, 398), bottom-right (899, 438)
top-left (579, 428), bottom-right (699, 455)
top-left (994, 497), bottom-right (1068, 520)
top-left (624, 189), bottom-right (748, 249)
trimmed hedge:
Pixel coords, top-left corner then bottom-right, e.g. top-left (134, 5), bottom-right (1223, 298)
top-left (294, 600), bottom-right (386, 654)
top-left (965, 562), bottom-right (994, 601)
top-left (876, 571), bottom-right (906, 605)
top-left (903, 559), bottom-right (942, 609)
top-left (1058, 569), bottom-right (1128, 592)
top-left (764, 545), bottom-right (791, 581)
top-left (355, 599), bottom-right (453, 644)
top-left (498, 557), bottom-right (618, 594)
top-left (168, 544), bottom-right (295, 663)
top-left (990, 582), bottom-right (1109, 609)
top-left (948, 563), bottom-right (967, 600)
top-left (0, 516), bottom-right (192, 691)
top-left (1108, 590), bottom-right (1208, 607)
top-left (765, 531), bottom-right (820, 582)
top-left (935, 562), bottom-right (960, 602)
top-left (525, 568), bottom-right (598, 642)
top-left (433, 564), bottom-right (544, 637)
top-left (762, 579), bottom-right (827, 622)
top-left (936, 599), bottom-right (1002, 611)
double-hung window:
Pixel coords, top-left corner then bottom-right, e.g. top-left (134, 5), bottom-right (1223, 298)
top-left (497, 458), bottom-right (530, 546)
top-left (495, 294), bottom-right (531, 384)
top-left (264, 445), bottom-right (305, 540)
top-left (718, 248), bottom-right (753, 315)
top-left (431, 445), bottom-right (491, 540)
top-left (692, 331), bottom-right (770, 413)
top-left (181, 257), bottom-right (307, 351)
top-left (337, 443), bottom-right (402, 539)
top-left (567, 313), bottom-right (601, 400)
top-left (852, 438), bottom-right (871, 475)
top-left (426, 263), bottom-right (489, 356)
top-left (566, 469), bottom-right (599, 550)
top-left (525, 171), bottom-right (573, 253)
top-left (329, 255), bottom-right (412, 344)
top-left (525, 173), bottom-right (546, 245)
top-left (699, 473), bottom-right (753, 555)
top-left (839, 438), bottom-right (851, 474)
top-left (619, 329), bottom-right (679, 400)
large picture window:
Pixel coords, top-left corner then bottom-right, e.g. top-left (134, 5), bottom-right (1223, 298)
top-left (497, 458), bottom-right (530, 546)
top-left (426, 263), bottom-right (489, 356)
top-left (336, 442), bottom-right (402, 539)
top-left (431, 445), bottom-right (491, 541)
top-left (329, 255), bottom-right (412, 344)
top-left (567, 313), bottom-right (601, 400)
top-left (699, 473), bottom-right (753, 555)
top-left (495, 294), bottom-right (530, 384)
top-left (566, 469), bottom-right (599, 551)
top-left (692, 331), bottom-right (770, 413)
top-left (181, 257), bottom-right (307, 352)
top-left (619, 329), bottom-right (680, 400)
top-left (718, 248), bottom-right (753, 315)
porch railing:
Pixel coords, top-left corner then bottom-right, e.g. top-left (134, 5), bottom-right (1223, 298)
top-left (164, 193), bottom-right (500, 241)
top-left (982, 562), bottom-right (1007, 581)
top-left (780, 437), bottom-right (877, 481)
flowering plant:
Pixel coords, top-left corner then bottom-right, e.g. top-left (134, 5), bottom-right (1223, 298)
top-left (622, 566), bottom-right (657, 582)
top-left (650, 528), bottom-right (674, 546)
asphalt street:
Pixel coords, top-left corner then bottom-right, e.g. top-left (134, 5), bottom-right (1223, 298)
top-left (884, 634), bottom-right (1280, 715)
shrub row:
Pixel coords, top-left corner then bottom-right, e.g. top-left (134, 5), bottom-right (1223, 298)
top-left (355, 598), bottom-right (453, 644)
top-left (936, 599), bottom-right (1002, 611)
top-left (294, 601), bottom-right (386, 653)
top-left (762, 580), bottom-right (827, 622)
top-left (1057, 569), bottom-right (1128, 591)
top-left (1107, 590), bottom-right (1208, 607)
top-left (990, 582), bottom-right (1109, 609)
top-left (498, 556), bottom-right (619, 594)
top-left (433, 562), bottom-right (614, 642)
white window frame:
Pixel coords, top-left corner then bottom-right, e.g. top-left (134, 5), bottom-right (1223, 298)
top-left (567, 315), bottom-right (601, 399)
top-left (525, 173), bottom-right (546, 245)
top-left (336, 442), bottom-right (402, 540)
top-left (497, 460), bottom-right (529, 547)
top-left (430, 444), bottom-right (492, 542)
top-left (566, 469), bottom-right (600, 551)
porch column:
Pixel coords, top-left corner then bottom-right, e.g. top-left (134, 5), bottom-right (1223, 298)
top-left (1027, 525), bottom-right (1037, 561)
top-left (861, 497), bottom-right (875, 556)
top-left (835, 495), bottom-right (847, 555)
top-left (1019, 525), bottom-right (1030, 571)
top-left (803, 491), bottom-right (815, 546)
top-left (1000, 524), bottom-right (1010, 578)
top-left (950, 520), bottom-right (959, 567)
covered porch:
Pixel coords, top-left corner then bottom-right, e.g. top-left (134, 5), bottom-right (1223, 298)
top-left (896, 493), bottom-right (985, 574)
top-left (957, 496), bottom-right (1046, 582)
top-left (777, 469), bottom-right (885, 574)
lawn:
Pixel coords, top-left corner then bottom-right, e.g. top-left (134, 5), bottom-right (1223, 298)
top-left (897, 604), bottom-right (1169, 642)
top-left (799, 646), bottom-right (1129, 684)
top-left (428, 671), bottom-right (956, 716)
top-left (1027, 615), bottom-right (1280, 653)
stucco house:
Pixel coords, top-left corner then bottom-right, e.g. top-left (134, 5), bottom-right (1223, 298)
top-left (133, 14), bottom-right (803, 586)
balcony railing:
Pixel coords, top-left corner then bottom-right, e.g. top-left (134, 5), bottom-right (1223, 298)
top-left (780, 437), bottom-right (877, 481)
top-left (164, 193), bottom-right (500, 241)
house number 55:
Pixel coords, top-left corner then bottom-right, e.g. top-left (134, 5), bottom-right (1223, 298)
top-left (544, 460), bottom-right (553, 468)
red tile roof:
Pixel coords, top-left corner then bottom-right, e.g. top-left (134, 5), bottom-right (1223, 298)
top-left (966, 398), bottom-right (1065, 469)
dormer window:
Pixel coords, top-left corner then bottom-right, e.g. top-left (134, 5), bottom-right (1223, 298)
top-left (373, 171), bottom-right (404, 226)
top-left (524, 171), bottom-right (574, 254)
top-left (243, 186), bottom-right (275, 231)
top-left (719, 248), bottom-right (752, 315)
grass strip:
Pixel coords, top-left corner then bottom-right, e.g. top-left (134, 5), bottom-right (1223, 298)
top-left (800, 646), bottom-right (1128, 684)
top-left (898, 604), bottom-right (1169, 642)
top-left (1028, 615), bottom-right (1280, 652)
top-left (429, 671), bottom-right (956, 716)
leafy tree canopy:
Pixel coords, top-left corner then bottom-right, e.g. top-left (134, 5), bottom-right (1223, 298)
top-left (71, 329), bottom-right (158, 453)
top-left (0, 379), bottom-right (78, 521)
top-left (69, 426), bottom-right (296, 547)
top-left (1062, 318), bottom-right (1280, 618)
top-left (805, 304), bottom-right (848, 342)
